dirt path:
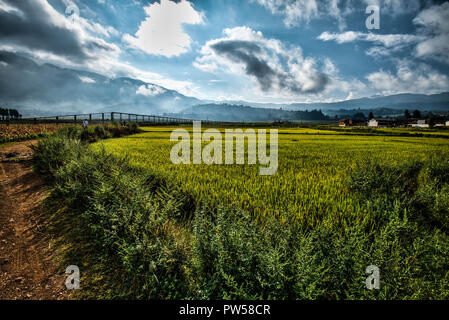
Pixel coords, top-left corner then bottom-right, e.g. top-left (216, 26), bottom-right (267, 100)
top-left (0, 141), bottom-right (67, 300)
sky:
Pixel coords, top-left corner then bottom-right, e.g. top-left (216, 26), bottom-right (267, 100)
top-left (1, 0), bottom-right (449, 104)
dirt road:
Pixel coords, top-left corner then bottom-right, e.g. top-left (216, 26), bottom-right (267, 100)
top-left (0, 141), bottom-right (67, 300)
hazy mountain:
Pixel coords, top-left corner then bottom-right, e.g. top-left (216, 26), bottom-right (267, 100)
top-left (0, 51), bottom-right (201, 117)
top-left (1, 51), bottom-right (448, 119)
top-left (223, 92), bottom-right (449, 112)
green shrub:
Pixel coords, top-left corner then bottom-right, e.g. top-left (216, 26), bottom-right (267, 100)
top-left (31, 135), bottom-right (86, 177)
top-left (45, 144), bottom-right (191, 299)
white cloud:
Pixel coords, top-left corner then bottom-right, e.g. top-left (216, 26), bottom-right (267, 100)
top-left (79, 76), bottom-right (96, 83)
top-left (123, 0), bottom-right (203, 57)
top-left (318, 31), bottom-right (422, 47)
top-left (366, 60), bottom-right (449, 95)
top-left (194, 26), bottom-right (329, 97)
top-left (254, 0), bottom-right (421, 29)
top-left (363, 0), bottom-right (421, 15)
top-left (413, 2), bottom-right (449, 64)
top-left (317, 2), bottom-right (449, 66)
top-left (254, 0), bottom-right (354, 28)
top-left (136, 84), bottom-right (166, 96)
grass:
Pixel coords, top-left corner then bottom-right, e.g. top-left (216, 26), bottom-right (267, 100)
top-left (32, 125), bottom-right (449, 299)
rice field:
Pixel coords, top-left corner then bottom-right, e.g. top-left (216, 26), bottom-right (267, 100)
top-left (94, 126), bottom-right (449, 228)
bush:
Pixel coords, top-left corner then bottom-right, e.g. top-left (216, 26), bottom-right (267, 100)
top-left (46, 144), bottom-right (191, 299)
top-left (347, 155), bottom-right (449, 233)
top-left (191, 204), bottom-right (449, 299)
top-left (31, 135), bottom-right (86, 177)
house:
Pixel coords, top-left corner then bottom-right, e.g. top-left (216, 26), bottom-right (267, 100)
top-left (368, 119), bottom-right (378, 127)
top-left (339, 119), bottom-right (367, 127)
top-left (368, 118), bottom-right (400, 128)
top-left (339, 119), bottom-right (351, 127)
top-left (410, 120), bottom-right (430, 128)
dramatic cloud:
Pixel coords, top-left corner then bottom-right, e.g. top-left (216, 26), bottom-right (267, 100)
top-left (123, 0), bottom-right (203, 57)
top-left (0, 0), bottom-right (199, 98)
top-left (194, 27), bottom-right (329, 95)
top-left (366, 59), bottom-right (449, 94)
top-left (413, 2), bottom-right (449, 64)
top-left (0, 0), bottom-right (119, 63)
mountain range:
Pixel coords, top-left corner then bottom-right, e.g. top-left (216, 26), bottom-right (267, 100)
top-left (1, 51), bottom-right (448, 118)
top-left (0, 51), bottom-right (200, 117)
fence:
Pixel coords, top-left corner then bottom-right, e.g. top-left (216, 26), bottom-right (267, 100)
top-left (1, 112), bottom-right (217, 125)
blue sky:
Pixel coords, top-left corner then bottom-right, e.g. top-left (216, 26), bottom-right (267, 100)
top-left (2, 0), bottom-right (449, 103)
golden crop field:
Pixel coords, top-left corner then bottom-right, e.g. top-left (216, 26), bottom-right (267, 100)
top-left (0, 123), bottom-right (66, 142)
top-left (95, 126), bottom-right (449, 228)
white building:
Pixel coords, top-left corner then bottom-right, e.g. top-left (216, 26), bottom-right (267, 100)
top-left (411, 120), bottom-right (430, 128)
top-left (368, 118), bottom-right (399, 128)
top-left (368, 119), bottom-right (378, 127)
top-left (446, 121), bottom-right (449, 127)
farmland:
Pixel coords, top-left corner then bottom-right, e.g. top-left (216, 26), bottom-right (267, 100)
top-left (29, 124), bottom-right (449, 299)
top-left (95, 126), bottom-right (449, 227)
top-left (0, 123), bottom-right (66, 143)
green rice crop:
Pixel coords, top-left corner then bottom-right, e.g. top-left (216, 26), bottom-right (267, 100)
top-left (94, 126), bottom-right (449, 228)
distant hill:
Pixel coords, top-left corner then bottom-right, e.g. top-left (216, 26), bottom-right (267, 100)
top-left (224, 92), bottom-right (449, 112)
top-left (167, 104), bottom-right (328, 122)
top-left (0, 51), bottom-right (200, 117)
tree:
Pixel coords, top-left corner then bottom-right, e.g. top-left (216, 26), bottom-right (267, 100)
top-left (404, 109), bottom-right (411, 118)
top-left (353, 112), bottom-right (366, 120)
top-left (368, 112), bottom-right (374, 120)
top-left (413, 110), bottom-right (422, 118)
top-left (428, 112), bottom-right (436, 127)
top-left (0, 107), bottom-right (21, 120)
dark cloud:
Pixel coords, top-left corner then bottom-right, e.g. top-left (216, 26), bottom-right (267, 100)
top-left (211, 41), bottom-right (276, 91)
top-left (0, 0), bottom-right (115, 62)
top-left (210, 40), bottom-right (328, 93)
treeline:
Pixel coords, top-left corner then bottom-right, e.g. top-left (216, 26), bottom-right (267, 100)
top-left (0, 107), bottom-right (22, 119)
top-left (293, 109), bottom-right (328, 121)
top-left (170, 104), bottom-right (328, 122)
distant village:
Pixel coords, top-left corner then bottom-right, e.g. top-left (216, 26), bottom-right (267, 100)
top-left (339, 109), bottom-right (449, 128)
